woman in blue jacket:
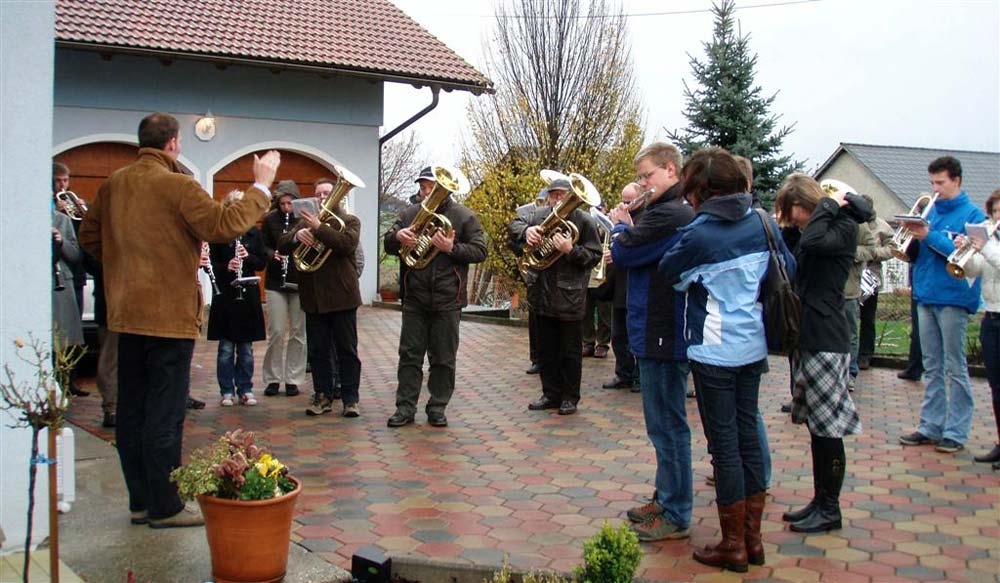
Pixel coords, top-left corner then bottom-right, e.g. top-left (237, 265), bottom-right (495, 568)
top-left (659, 148), bottom-right (794, 572)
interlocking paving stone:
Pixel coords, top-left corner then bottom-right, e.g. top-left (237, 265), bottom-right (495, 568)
top-left (66, 306), bottom-right (1000, 582)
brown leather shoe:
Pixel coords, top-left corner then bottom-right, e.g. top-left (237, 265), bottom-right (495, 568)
top-left (581, 345), bottom-right (595, 357)
top-left (693, 500), bottom-right (748, 572)
top-left (744, 492), bottom-right (767, 566)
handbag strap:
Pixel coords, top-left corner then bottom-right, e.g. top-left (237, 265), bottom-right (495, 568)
top-left (754, 209), bottom-right (790, 281)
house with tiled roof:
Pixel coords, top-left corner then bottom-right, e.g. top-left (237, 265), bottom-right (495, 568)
top-left (50, 0), bottom-right (492, 302)
top-left (814, 143), bottom-right (1000, 221)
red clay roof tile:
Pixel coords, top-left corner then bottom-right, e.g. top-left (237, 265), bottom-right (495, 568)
top-left (55, 0), bottom-right (492, 92)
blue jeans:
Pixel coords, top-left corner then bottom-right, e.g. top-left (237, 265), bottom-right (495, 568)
top-left (637, 358), bottom-right (692, 529)
top-left (758, 409), bottom-right (772, 488)
top-left (691, 359), bottom-right (767, 506)
top-left (980, 315), bottom-right (1000, 440)
top-left (217, 340), bottom-right (254, 395)
top-left (844, 300), bottom-right (860, 378)
top-left (917, 304), bottom-right (974, 443)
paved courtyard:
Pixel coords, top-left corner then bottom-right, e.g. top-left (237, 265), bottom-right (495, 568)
top-left (68, 306), bottom-right (999, 582)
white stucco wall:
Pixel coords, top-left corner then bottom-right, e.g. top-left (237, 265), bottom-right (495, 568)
top-left (816, 153), bottom-right (906, 221)
top-left (53, 50), bottom-right (383, 301)
top-left (1, 0), bottom-right (55, 552)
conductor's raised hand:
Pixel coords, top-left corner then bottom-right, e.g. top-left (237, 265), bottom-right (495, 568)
top-left (253, 150), bottom-right (281, 189)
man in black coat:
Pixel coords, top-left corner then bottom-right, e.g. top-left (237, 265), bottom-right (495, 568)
top-left (509, 178), bottom-right (602, 416)
top-left (602, 182), bottom-right (642, 391)
top-left (383, 170), bottom-right (487, 428)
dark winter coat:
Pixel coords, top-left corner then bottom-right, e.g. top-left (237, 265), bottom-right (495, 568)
top-left (261, 210), bottom-right (300, 292)
top-left (207, 227), bottom-right (267, 342)
top-left (794, 195), bottom-right (872, 353)
top-left (610, 184), bottom-right (694, 360)
top-left (508, 206), bottom-right (602, 321)
top-left (384, 196), bottom-right (487, 311)
top-left (278, 207), bottom-right (362, 314)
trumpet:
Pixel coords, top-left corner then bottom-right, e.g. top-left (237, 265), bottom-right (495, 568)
top-left (890, 192), bottom-right (938, 261)
top-left (518, 170), bottom-right (602, 273)
top-left (55, 190), bottom-right (88, 221)
top-left (590, 207), bottom-right (613, 284)
top-left (946, 221), bottom-right (998, 279)
top-left (292, 163), bottom-right (365, 273)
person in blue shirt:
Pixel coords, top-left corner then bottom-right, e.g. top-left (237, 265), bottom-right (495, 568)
top-left (899, 156), bottom-right (986, 453)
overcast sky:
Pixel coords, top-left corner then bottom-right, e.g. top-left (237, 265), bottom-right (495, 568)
top-left (384, 0), bottom-right (999, 175)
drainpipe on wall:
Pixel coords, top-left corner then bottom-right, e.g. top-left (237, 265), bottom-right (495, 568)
top-left (376, 84), bottom-right (441, 294)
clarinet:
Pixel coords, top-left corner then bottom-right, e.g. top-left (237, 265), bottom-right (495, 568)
top-left (279, 212), bottom-right (298, 291)
top-left (201, 243), bottom-right (221, 296)
top-left (233, 236), bottom-right (247, 302)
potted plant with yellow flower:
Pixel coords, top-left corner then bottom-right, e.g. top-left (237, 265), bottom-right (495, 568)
top-left (170, 429), bottom-right (301, 583)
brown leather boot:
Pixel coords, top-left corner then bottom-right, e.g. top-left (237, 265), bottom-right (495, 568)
top-left (744, 492), bottom-right (767, 566)
top-left (693, 500), bottom-right (748, 572)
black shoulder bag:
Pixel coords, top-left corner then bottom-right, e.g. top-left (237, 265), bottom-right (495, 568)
top-left (755, 209), bottom-right (801, 354)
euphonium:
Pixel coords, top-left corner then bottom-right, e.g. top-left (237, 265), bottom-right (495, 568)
top-left (56, 190), bottom-right (88, 221)
top-left (400, 165), bottom-right (471, 270)
top-left (519, 171), bottom-right (602, 273)
top-left (946, 221), bottom-right (998, 279)
top-left (890, 192), bottom-right (938, 261)
top-left (292, 163), bottom-right (366, 273)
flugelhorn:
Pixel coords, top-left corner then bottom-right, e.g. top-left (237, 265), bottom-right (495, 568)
top-left (518, 170), bottom-right (602, 273)
top-left (292, 163), bottom-right (365, 273)
top-left (400, 165), bottom-right (471, 270)
top-left (56, 190), bottom-right (88, 221)
top-left (946, 221), bottom-right (998, 279)
top-left (890, 192), bottom-right (939, 261)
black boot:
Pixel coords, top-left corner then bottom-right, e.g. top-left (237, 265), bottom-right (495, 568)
top-left (783, 435), bottom-right (822, 522)
top-left (791, 436), bottom-right (844, 533)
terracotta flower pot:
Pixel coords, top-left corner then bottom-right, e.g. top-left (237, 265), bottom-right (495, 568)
top-left (197, 477), bottom-right (301, 583)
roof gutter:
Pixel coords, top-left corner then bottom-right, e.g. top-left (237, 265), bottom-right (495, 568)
top-left (55, 41), bottom-right (494, 95)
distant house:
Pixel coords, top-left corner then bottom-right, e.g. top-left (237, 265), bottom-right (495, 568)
top-left (815, 143), bottom-right (1000, 291)
top-left (814, 143), bottom-right (1000, 221)
top-left (52, 0), bottom-right (492, 302)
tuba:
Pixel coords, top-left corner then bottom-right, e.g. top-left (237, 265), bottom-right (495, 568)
top-left (946, 220), bottom-right (998, 279)
top-left (890, 192), bottom-right (938, 261)
top-left (518, 170), bottom-right (602, 273)
top-left (56, 190), bottom-right (88, 221)
top-left (292, 163), bottom-right (365, 273)
top-left (400, 165), bottom-right (471, 270)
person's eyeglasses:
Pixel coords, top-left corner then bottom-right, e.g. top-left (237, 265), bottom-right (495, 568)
top-left (636, 166), bottom-right (662, 183)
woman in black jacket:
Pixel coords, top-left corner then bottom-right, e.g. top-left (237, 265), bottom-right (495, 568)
top-left (205, 190), bottom-right (268, 407)
top-left (774, 174), bottom-right (869, 533)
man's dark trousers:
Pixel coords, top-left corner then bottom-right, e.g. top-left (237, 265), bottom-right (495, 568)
top-left (116, 333), bottom-right (194, 519)
top-left (536, 314), bottom-right (584, 404)
top-left (612, 307), bottom-right (638, 383)
top-left (306, 308), bottom-right (361, 404)
top-left (396, 304), bottom-right (461, 416)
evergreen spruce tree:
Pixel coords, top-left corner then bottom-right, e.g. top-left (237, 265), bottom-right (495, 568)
top-left (668, 0), bottom-right (803, 204)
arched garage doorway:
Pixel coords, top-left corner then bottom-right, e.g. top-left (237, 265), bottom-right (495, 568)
top-left (211, 150), bottom-right (334, 203)
top-left (53, 141), bottom-right (196, 202)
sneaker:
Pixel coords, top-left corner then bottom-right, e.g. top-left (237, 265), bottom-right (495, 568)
top-left (594, 346), bottom-right (609, 358)
top-left (285, 384), bottom-right (299, 397)
top-left (264, 383), bottom-right (280, 397)
top-left (899, 431), bottom-right (938, 446)
top-left (147, 504), bottom-right (204, 529)
top-left (130, 510), bottom-right (148, 525)
top-left (582, 345), bottom-right (595, 357)
top-left (848, 377), bottom-right (856, 392)
top-left (220, 394), bottom-right (235, 407)
top-left (305, 393), bottom-right (333, 416)
top-left (343, 402), bottom-right (360, 418)
top-left (935, 438), bottom-right (964, 453)
top-left (526, 362), bottom-right (542, 375)
top-left (240, 393), bottom-right (257, 406)
top-left (630, 515), bottom-right (690, 542)
top-left (626, 499), bottom-right (664, 523)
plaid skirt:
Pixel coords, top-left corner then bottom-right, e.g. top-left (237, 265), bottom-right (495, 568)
top-left (790, 350), bottom-right (862, 438)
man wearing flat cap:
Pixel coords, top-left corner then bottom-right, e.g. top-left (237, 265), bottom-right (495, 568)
top-left (508, 178), bottom-right (602, 416)
top-left (510, 189), bottom-right (550, 375)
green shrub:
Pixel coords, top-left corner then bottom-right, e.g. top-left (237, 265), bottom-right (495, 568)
top-left (573, 523), bottom-right (642, 583)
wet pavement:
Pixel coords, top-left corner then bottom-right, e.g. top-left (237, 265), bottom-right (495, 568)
top-left (67, 306), bottom-right (1000, 582)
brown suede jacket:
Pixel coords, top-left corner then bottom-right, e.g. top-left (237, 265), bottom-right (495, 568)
top-left (78, 148), bottom-right (270, 339)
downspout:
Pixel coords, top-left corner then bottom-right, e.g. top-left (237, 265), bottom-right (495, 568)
top-left (376, 84), bottom-right (441, 295)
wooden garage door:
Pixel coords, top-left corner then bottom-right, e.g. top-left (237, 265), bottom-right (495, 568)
top-left (212, 151), bottom-right (332, 202)
top-left (54, 142), bottom-right (139, 203)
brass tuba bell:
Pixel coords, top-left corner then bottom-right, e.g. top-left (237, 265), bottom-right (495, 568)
top-left (292, 163), bottom-right (365, 273)
top-left (400, 165), bottom-right (471, 270)
top-left (518, 170), bottom-right (602, 274)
